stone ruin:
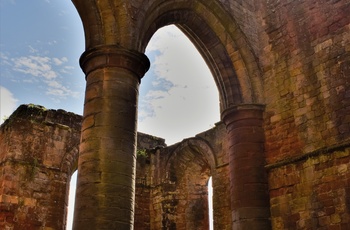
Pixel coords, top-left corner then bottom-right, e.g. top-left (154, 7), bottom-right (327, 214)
top-left (1, 0), bottom-right (350, 229)
top-left (1, 104), bottom-right (231, 229)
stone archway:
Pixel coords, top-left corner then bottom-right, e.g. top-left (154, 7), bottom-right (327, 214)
top-left (139, 0), bottom-right (264, 109)
top-left (71, 0), bottom-right (270, 229)
top-left (160, 138), bottom-right (215, 230)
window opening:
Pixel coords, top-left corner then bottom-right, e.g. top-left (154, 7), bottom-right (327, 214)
top-left (208, 176), bottom-right (214, 230)
top-left (66, 170), bottom-right (77, 230)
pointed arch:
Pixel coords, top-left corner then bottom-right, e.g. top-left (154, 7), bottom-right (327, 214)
top-left (161, 137), bottom-right (215, 229)
top-left (72, 0), bottom-right (143, 49)
top-left (139, 0), bottom-right (264, 111)
top-left (165, 137), bottom-right (217, 173)
top-left (72, 0), bottom-right (264, 110)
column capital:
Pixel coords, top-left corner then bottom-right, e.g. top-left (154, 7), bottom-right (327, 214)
top-left (80, 45), bottom-right (150, 81)
top-left (221, 104), bottom-right (265, 126)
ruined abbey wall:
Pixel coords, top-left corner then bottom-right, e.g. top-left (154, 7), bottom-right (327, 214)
top-left (134, 124), bottom-right (232, 230)
top-left (0, 105), bottom-right (81, 229)
top-left (0, 106), bottom-right (161, 229)
top-left (0, 105), bottom-right (230, 229)
top-left (259, 1), bottom-right (350, 228)
top-left (1, 0), bottom-right (350, 229)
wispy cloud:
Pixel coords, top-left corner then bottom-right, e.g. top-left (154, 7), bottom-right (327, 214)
top-left (1, 51), bottom-right (78, 100)
top-left (0, 85), bottom-right (18, 124)
top-left (52, 57), bottom-right (68, 66)
top-left (46, 80), bottom-right (79, 98)
top-left (0, 52), bottom-right (11, 65)
top-left (13, 55), bottom-right (57, 80)
top-left (48, 40), bottom-right (57, 46)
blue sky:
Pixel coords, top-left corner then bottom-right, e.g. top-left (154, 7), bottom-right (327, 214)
top-left (1, 1), bottom-right (219, 228)
top-left (0, 0), bottom-right (85, 116)
top-left (0, 0), bottom-right (220, 145)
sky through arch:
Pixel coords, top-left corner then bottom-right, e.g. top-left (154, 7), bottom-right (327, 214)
top-left (66, 25), bottom-right (220, 229)
top-left (139, 25), bottom-right (220, 145)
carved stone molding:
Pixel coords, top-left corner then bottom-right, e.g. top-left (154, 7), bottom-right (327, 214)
top-left (80, 45), bottom-right (150, 81)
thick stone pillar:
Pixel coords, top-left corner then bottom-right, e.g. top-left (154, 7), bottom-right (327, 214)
top-left (221, 104), bottom-right (271, 230)
top-left (73, 46), bottom-right (150, 230)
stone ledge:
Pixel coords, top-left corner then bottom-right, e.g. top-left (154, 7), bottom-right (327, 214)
top-left (265, 139), bottom-right (350, 170)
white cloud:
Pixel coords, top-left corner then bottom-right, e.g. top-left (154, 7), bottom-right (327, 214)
top-left (7, 54), bottom-right (79, 100)
top-left (0, 86), bottom-right (18, 124)
top-left (145, 90), bottom-right (169, 100)
top-left (48, 40), bottom-right (57, 45)
top-left (12, 55), bottom-right (57, 80)
top-left (139, 83), bottom-right (219, 144)
top-left (52, 57), bottom-right (68, 66)
top-left (146, 25), bottom-right (215, 89)
top-left (0, 52), bottom-right (12, 66)
top-left (46, 80), bottom-right (79, 98)
top-left (60, 65), bottom-right (75, 74)
top-left (138, 25), bottom-right (220, 145)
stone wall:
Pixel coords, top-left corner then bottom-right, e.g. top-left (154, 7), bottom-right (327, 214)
top-left (0, 105), bottom-right (169, 229)
top-left (1, 0), bottom-right (350, 229)
top-left (134, 123), bottom-right (231, 230)
top-left (268, 146), bottom-right (350, 229)
top-left (259, 0), bottom-right (350, 228)
top-left (135, 133), bottom-right (166, 230)
top-left (262, 0), bottom-right (350, 162)
top-left (0, 104), bottom-right (81, 230)
top-left (0, 105), bottom-right (229, 230)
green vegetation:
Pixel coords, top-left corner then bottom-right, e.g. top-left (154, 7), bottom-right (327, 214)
top-left (137, 149), bottom-right (148, 157)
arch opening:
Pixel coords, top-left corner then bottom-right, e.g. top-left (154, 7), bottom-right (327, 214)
top-left (164, 144), bottom-right (212, 229)
top-left (208, 176), bottom-right (214, 230)
top-left (155, 137), bottom-right (218, 229)
top-left (139, 2), bottom-right (264, 108)
top-left (66, 170), bottom-right (77, 230)
top-left (138, 25), bottom-right (220, 145)
top-left (138, 25), bottom-right (220, 228)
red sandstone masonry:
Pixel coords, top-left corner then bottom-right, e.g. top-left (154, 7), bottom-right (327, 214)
top-left (0, 105), bottom-right (231, 229)
top-left (1, 0), bottom-right (349, 229)
top-left (0, 105), bottom-right (81, 230)
top-left (263, 0), bottom-right (350, 163)
top-left (222, 105), bottom-right (271, 229)
top-left (268, 147), bottom-right (350, 229)
top-left (262, 1), bottom-right (350, 227)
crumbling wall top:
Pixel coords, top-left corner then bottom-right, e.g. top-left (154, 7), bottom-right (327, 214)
top-left (1, 104), bottom-right (82, 132)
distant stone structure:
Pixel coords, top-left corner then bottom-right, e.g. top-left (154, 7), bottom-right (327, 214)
top-left (1, 0), bottom-right (350, 229)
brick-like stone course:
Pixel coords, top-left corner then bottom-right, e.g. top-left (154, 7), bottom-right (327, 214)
top-left (263, 0), bottom-right (350, 164)
top-left (0, 104), bottom-right (81, 230)
top-left (269, 147), bottom-right (350, 229)
top-left (140, 124), bottom-right (232, 230)
top-left (1, 0), bottom-right (350, 229)
top-left (261, 1), bottom-right (350, 226)
top-left (0, 105), bottom-right (231, 229)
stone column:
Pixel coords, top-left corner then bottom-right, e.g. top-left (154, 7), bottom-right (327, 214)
top-left (73, 46), bottom-right (150, 230)
top-left (221, 104), bottom-right (271, 229)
